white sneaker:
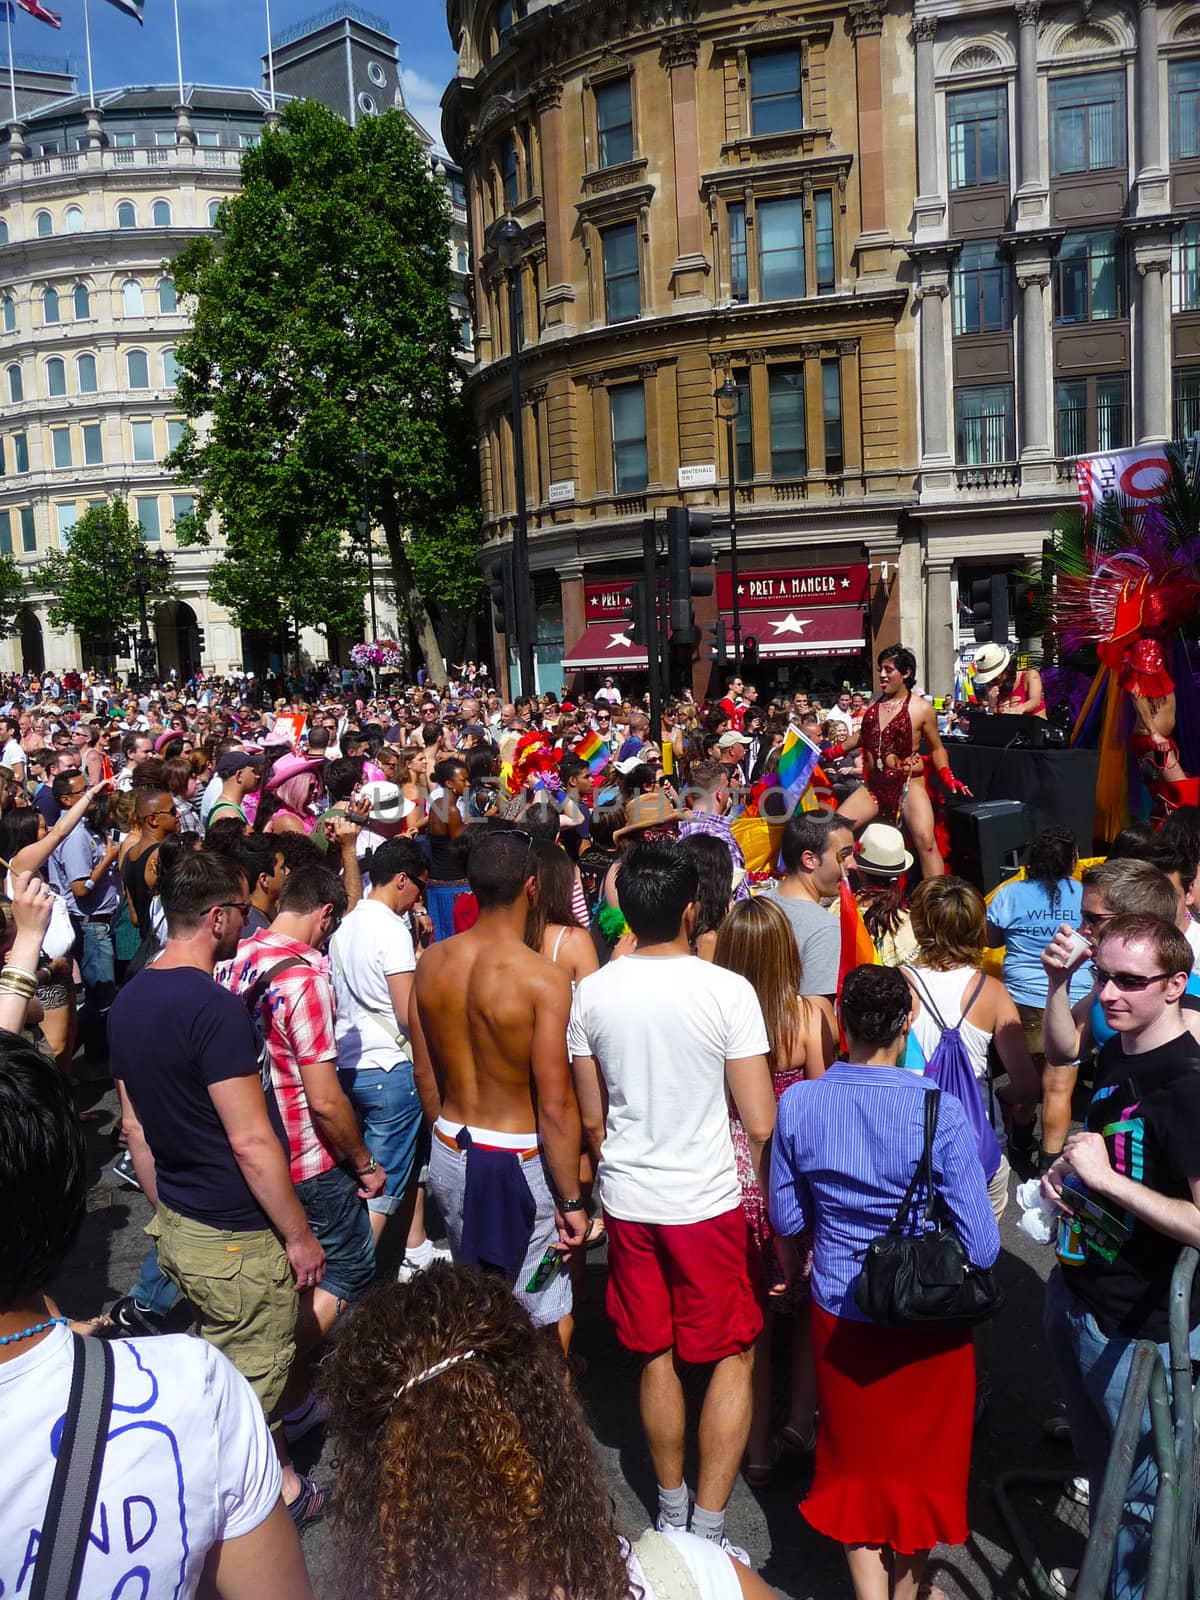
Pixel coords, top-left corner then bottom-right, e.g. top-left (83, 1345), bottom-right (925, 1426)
top-left (655, 1511), bottom-right (689, 1534)
top-left (397, 1242), bottom-right (452, 1282)
top-left (1064, 1475), bottom-right (1089, 1507)
top-left (1047, 1567), bottom-right (1078, 1598)
top-left (717, 1537), bottom-right (752, 1568)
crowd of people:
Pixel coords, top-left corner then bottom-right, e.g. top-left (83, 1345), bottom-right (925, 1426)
top-left (0, 649), bottom-right (1195, 1600)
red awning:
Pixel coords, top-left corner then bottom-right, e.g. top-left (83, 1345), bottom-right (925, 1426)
top-left (722, 604), bottom-right (865, 659)
top-left (562, 621), bottom-right (649, 671)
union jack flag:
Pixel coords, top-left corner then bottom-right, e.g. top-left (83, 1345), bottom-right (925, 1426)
top-left (17, 0), bottom-right (62, 27)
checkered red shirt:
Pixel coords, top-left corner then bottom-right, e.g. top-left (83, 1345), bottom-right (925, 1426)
top-left (220, 929), bottom-right (339, 1184)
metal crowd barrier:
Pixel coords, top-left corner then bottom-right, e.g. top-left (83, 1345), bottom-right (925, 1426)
top-left (994, 1247), bottom-right (1198, 1600)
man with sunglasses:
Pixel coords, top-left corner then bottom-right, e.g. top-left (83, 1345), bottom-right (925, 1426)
top-left (1041, 911), bottom-right (1200, 1600)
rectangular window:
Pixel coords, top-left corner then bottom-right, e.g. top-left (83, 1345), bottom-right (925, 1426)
top-left (947, 87), bottom-right (1009, 189)
top-left (171, 494), bottom-right (196, 524)
top-left (610, 382), bottom-right (648, 493)
top-left (1175, 367), bottom-right (1200, 440)
top-left (112, 130), bottom-right (136, 148)
top-left (1170, 61), bottom-right (1200, 161)
top-left (12, 433), bottom-right (28, 473)
top-left (19, 506), bottom-right (35, 553)
top-left (1173, 220), bottom-right (1200, 313)
top-left (50, 426), bottom-right (71, 469)
top-left (1050, 71), bottom-right (1126, 175)
top-left (55, 503), bottom-right (76, 548)
top-left (733, 369), bottom-right (753, 482)
top-left (1056, 379), bottom-right (1088, 457)
top-left (750, 50), bottom-right (803, 136)
top-left (602, 220), bottom-right (640, 323)
top-left (955, 384), bottom-right (1015, 463)
top-left (814, 191), bottom-right (836, 294)
top-left (0, 511), bottom-right (10, 556)
top-left (196, 130), bottom-right (221, 148)
top-left (131, 420), bottom-right (155, 461)
top-left (757, 196), bottom-right (806, 300)
top-left (82, 423), bottom-right (103, 465)
top-left (136, 496), bottom-right (161, 542)
top-left (167, 418), bottom-right (186, 452)
top-left (1055, 231), bottom-right (1122, 323)
top-left (595, 78), bottom-right (634, 168)
top-left (729, 203), bottom-right (748, 301)
top-left (768, 365), bottom-right (807, 478)
top-left (501, 135), bottom-right (519, 210)
top-left (953, 240), bottom-right (1011, 334)
top-left (1056, 376), bottom-right (1129, 455)
top-left (1096, 374), bottom-right (1128, 451)
top-left (822, 359), bottom-right (843, 475)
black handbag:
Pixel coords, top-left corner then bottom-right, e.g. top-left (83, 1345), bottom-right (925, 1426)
top-left (855, 1089), bottom-right (1004, 1329)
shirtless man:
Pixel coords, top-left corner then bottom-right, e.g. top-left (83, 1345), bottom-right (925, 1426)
top-left (826, 644), bottom-right (970, 878)
top-left (410, 828), bottom-right (587, 1346)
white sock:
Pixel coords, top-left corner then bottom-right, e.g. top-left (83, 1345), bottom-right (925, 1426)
top-left (657, 1482), bottom-right (689, 1529)
top-left (690, 1504), bottom-right (726, 1543)
top-left (405, 1237), bottom-right (435, 1266)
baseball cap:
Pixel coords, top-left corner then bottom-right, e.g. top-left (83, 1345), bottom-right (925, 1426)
top-left (718, 731), bottom-right (748, 750)
top-left (216, 750), bottom-right (263, 779)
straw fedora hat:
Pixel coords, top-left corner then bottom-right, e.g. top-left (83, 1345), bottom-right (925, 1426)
top-left (853, 822), bottom-right (914, 877)
top-left (613, 789), bottom-right (682, 842)
top-left (972, 642), bottom-right (1012, 686)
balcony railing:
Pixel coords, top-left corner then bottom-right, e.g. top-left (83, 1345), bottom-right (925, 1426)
top-left (2, 143), bottom-right (244, 185)
top-left (954, 462), bottom-right (1020, 490)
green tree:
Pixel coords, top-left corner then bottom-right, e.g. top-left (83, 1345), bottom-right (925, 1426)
top-left (36, 499), bottom-right (174, 643)
top-left (0, 554), bottom-right (27, 639)
top-left (166, 99), bottom-right (481, 684)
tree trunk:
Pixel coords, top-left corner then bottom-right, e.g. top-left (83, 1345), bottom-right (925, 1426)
top-left (383, 527), bottom-right (447, 688)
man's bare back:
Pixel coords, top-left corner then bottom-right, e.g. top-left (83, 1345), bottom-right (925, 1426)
top-left (414, 922), bottom-right (572, 1134)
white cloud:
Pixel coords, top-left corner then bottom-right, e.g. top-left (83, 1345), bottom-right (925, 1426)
top-left (400, 65), bottom-right (450, 155)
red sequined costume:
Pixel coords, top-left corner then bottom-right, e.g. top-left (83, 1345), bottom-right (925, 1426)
top-left (859, 694), bottom-right (915, 824)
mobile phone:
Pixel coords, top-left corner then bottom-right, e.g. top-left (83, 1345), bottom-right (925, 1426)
top-left (524, 1248), bottom-right (562, 1293)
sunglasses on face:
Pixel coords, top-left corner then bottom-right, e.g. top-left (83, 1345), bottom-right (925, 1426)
top-left (1090, 964), bottom-right (1176, 993)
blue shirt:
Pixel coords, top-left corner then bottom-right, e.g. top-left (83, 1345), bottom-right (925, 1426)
top-left (988, 877), bottom-right (1090, 1008)
top-left (48, 823), bottom-right (120, 918)
top-left (769, 1061), bottom-right (1001, 1322)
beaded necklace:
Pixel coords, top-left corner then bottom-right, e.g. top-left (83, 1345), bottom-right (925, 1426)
top-left (0, 1315), bottom-right (67, 1347)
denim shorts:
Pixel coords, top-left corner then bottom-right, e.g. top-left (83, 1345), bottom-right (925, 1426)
top-left (339, 1060), bottom-right (426, 1215)
top-left (295, 1162), bottom-right (376, 1304)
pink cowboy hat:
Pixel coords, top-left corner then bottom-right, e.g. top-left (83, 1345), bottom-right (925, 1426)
top-left (265, 751), bottom-right (325, 791)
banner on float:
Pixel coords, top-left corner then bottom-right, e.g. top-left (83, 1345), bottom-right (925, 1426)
top-left (269, 712), bottom-right (307, 748)
top-left (1076, 447), bottom-right (1170, 518)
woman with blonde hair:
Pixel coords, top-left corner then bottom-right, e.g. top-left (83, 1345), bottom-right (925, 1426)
top-left (715, 895), bottom-right (836, 1483)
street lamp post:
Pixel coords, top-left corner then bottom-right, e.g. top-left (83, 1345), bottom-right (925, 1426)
top-left (132, 545), bottom-right (171, 683)
top-left (494, 214), bottom-right (536, 700)
top-left (715, 379), bottom-right (741, 664)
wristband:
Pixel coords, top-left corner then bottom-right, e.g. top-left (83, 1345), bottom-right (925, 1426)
top-left (938, 768), bottom-right (968, 795)
top-left (556, 1197), bottom-right (587, 1212)
top-left (824, 742), bottom-right (847, 762)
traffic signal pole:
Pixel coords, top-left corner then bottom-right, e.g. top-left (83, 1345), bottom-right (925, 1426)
top-left (642, 517), bottom-right (664, 737)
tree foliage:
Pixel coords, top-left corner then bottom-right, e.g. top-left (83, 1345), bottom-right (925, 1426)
top-left (36, 499), bottom-right (174, 640)
top-left (166, 99), bottom-right (481, 680)
top-left (0, 554), bottom-right (26, 638)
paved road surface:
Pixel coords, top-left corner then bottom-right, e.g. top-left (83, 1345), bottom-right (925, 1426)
top-left (54, 1084), bottom-right (1090, 1598)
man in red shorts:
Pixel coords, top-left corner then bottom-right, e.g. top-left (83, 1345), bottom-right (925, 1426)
top-left (569, 838), bottom-right (775, 1564)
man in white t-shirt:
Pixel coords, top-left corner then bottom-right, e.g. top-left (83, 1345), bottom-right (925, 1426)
top-left (0, 1034), bottom-right (312, 1599)
top-left (329, 835), bottom-right (430, 1263)
top-left (569, 838), bottom-right (775, 1562)
top-left (0, 713), bottom-right (25, 781)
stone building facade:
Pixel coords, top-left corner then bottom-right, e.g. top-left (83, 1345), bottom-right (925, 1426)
top-left (443, 0), bottom-right (923, 700)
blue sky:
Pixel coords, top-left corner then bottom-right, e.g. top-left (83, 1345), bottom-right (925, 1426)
top-left (9, 1), bottom-right (458, 146)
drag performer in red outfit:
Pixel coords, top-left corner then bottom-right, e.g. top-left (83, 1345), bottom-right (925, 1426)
top-left (825, 645), bottom-right (970, 878)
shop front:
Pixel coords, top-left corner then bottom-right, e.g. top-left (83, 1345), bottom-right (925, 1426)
top-left (717, 562), bottom-right (872, 696)
top-left (561, 578), bottom-right (648, 696)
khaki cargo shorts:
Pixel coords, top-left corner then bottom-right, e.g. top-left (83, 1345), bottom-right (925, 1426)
top-left (149, 1202), bottom-right (296, 1419)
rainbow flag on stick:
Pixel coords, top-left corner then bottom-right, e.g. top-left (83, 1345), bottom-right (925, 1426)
top-left (837, 877), bottom-right (879, 1002)
top-left (776, 727), bottom-right (821, 812)
top-left (574, 730), bottom-right (610, 777)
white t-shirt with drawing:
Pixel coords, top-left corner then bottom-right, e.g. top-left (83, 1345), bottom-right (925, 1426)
top-left (330, 896), bottom-right (415, 1073)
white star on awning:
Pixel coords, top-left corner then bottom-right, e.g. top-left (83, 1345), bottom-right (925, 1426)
top-left (609, 631), bottom-right (633, 648)
top-left (769, 613), bottom-right (811, 635)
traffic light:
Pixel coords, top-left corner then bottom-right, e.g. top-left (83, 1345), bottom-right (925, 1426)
top-left (666, 505), bottom-right (715, 645)
top-left (195, 627), bottom-right (206, 657)
top-left (626, 580), bottom-right (654, 647)
top-left (970, 574), bottom-right (1010, 644)
top-left (742, 633), bottom-right (758, 669)
top-left (488, 550), bottom-right (515, 636)
top-left (1013, 580), bottom-right (1038, 642)
top-left (703, 619), bottom-right (728, 663)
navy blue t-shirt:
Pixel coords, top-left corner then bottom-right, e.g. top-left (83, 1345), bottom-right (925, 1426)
top-left (109, 965), bottom-right (288, 1231)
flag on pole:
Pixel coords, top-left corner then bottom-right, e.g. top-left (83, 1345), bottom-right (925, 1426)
top-left (776, 727), bottom-right (820, 811)
top-left (17, 0), bottom-right (61, 25)
top-left (0, 3), bottom-right (14, 18)
top-left (837, 877), bottom-right (879, 1002)
top-left (573, 730), bottom-right (610, 778)
top-left (101, 0), bottom-right (144, 19)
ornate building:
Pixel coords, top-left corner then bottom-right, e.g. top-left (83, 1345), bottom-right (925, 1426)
top-left (443, 0), bottom-right (923, 699)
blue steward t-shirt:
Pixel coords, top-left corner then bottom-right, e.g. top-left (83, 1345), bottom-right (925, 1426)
top-left (988, 877), bottom-right (1091, 1008)
top-left (109, 965), bottom-right (287, 1231)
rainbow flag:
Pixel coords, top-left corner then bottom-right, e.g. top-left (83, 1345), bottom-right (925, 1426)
top-left (837, 878), bottom-right (879, 1001)
top-left (777, 728), bottom-right (821, 810)
top-left (574, 730), bottom-right (610, 777)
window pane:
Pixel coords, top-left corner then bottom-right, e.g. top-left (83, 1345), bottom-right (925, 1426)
top-left (123, 280), bottom-right (143, 316)
top-left (51, 427), bottom-right (71, 469)
top-left (158, 277), bottom-right (177, 314)
top-left (172, 494), bottom-right (195, 524)
top-left (66, 205), bottom-right (83, 233)
top-left (36, 212), bottom-right (52, 237)
top-left (6, 365), bottom-right (20, 404)
top-left (2, 298), bottom-right (14, 334)
top-left (117, 201), bottom-right (136, 228)
top-left (73, 283), bottom-right (90, 319)
top-left (1097, 375), bottom-right (1128, 450)
top-left (768, 366), bottom-right (806, 477)
top-left (822, 359), bottom-right (843, 473)
top-left (751, 50), bottom-right (803, 135)
top-left (1056, 232), bottom-right (1120, 323)
top-left (1170, 61), bottom-right (1200, 161)
top-left (729, 203), bottom-right (748, 301)
top-left (127, 351), bottom-right (149, 388)
top-left (815, 191), bottom-right (835, 293)
top-left (1175, 367), bottom-right (1200, 439)
top-left (610, 382), bottom-right (648, 492)
top-left (42, 288), bottom-right (58, 325)
top-left (20, 506), bottom-right (35, 552)
top-left (733, 370), bottom-right (753, 481)
top-left (954, 240), bottom-right (1010, 334)
top-left (0, 511), bottom-right (11, 556)
top-left (501, 135), bottom-right (519, 209)
top-left (77, 354), bottom-right (97, 393)
top-left (1173, 220), bottom-right (1200, 314)
top-left (55, 504), bottom-right (76, 548)
top-left (947, 88), bottom-right (1008, 189)
top-left (46, 359), bottom-right (65, 397)
top-left (602, 221), bottom-right (640, 322)
top-left (167, 419), bottom-right (186, 452)
top-left (208, 199), bottom-right (221, 226)
top-left (758, 197), bottom-right (806, 300)
top-left (152, 200), bottom-right (172, 227)
top-left (137, 497), bottom-right (161, 541)
top-left (82, 423), bottom-right (103, 466)
top-left (1056, 380), bottom-right (1088, 456)
top-left (162, 350), bottom-right (179, 387)
top-left (596, 79), bottom-right (634, 168)
top-left (1050, 72), bottom-right (1126, 174)
top-left (132, 421), bottom-right (155, 461)
top-left (13, 434), bottom-right (28, 473)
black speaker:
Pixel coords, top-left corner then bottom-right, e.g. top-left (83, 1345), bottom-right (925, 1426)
top-left (947, 799), bottom-right (1030, 893)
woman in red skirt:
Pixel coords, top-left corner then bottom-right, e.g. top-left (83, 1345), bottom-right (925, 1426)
top-left (769, 964), bottom-right (1000, 1600)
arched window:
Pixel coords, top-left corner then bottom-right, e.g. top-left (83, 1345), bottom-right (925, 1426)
top-left (45, 357), bottom-right (66, 397)
top-left (73, 283), bottom-right (90, 319)
top-left (65, 205), bottom-right (83, 233)
top-left (161, 348), bottom-right (179, 387)
top-left (125, 349), bottom-right (149, 389)
top-left (0, 219), bottom-right (8, 245)
top-left (116, 201), bottom-right (137, 229)
top-left (122, 279), bottom-right (143, 317)
top-left (2, 296), bottom-right (14, 334)
top-left (157, 277), bottom-right (177, 314)
top-left (6, 364), bottom-right (21, 403)
top-left (42, 287), bottom-right (59, 325)
top-left (151, 199), bottom-right (172, 227)
top-left (35, 211), bottom-right (52, 237)
top-left (76, 353), bottom-right (98, 393)
top-left (207, 198), bottom-right (221, 226)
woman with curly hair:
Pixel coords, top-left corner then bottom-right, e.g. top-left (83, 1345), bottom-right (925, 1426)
top-left (319, 1263), bottom-right (774, 1600)
top-left (679, 831), bottom-right (734, 961)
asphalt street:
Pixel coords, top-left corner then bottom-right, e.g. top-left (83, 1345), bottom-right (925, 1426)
top-left (53, 1080), bottom-right (1090, 1599)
